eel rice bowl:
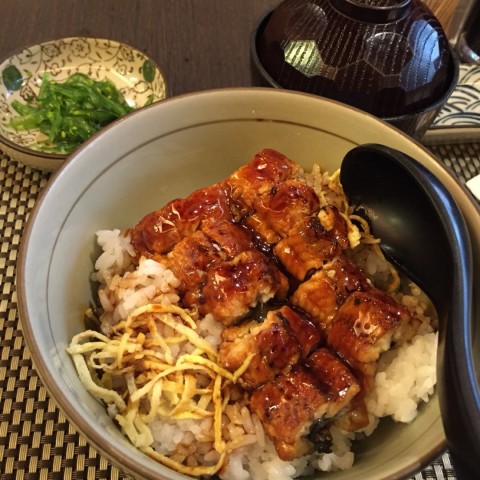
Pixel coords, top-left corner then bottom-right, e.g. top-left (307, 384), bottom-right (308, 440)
top-left (67, 149), bottom-right (437, 479)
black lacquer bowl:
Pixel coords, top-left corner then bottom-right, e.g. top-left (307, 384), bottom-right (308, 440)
top-left (251, 0), bottom-right (459, 138)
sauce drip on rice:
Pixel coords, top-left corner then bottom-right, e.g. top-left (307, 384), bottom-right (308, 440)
top-left (68, 149), bottom-right (437, 477)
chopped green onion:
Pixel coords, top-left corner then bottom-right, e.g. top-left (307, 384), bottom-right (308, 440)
top-left (9, 72), bottom-right (135, 154)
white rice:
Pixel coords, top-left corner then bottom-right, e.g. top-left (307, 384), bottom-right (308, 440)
top-left (366, 332), bottom-right (437, 423)
top-left (92, 229), bottom-right (181, 333)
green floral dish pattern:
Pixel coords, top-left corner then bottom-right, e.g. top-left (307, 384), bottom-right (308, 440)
top-left (0, 37), bottom-right (166, 159)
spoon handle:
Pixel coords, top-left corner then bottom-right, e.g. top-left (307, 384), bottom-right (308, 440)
top-left (340, 144), bottom-right (480, 478)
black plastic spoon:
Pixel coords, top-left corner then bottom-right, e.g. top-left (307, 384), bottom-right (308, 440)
top-left (340, 144), bottom-right (480, 479)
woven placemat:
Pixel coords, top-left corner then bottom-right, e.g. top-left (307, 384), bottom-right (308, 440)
top-left (2, 142), bottom-right (478, 479)
top-left (429, 142), bottom-right (480, 183)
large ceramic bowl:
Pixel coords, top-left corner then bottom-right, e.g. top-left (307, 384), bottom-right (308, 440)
top-left (17, 89), bottom-right (480, 480)
top-left (0, 37), bottom-right (167, 171)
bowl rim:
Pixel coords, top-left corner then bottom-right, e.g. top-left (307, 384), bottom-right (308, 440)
top-left (250, 7), bottom-right (460, 122)
top-left (18, 86), bottom-right (478, 480)
top-left (0, 35), bottom-right (167, 162)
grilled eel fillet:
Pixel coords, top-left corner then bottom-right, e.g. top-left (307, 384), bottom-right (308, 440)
top-left (130, 149), bottom-right (413, 460)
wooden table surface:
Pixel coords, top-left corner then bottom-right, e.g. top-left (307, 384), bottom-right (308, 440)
top-left (0, 0), bottom-right (279, 97)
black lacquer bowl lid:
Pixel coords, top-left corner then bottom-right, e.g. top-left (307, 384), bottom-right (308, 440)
top-left (253, 0), bottom-right (456, 120)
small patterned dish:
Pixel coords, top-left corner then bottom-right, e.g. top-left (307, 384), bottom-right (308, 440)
top-left (0, 37), bottom-right (167, 171)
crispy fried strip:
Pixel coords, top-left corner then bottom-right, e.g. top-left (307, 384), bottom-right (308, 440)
top-left (70, 351), bottom-right (127, 412)
top-left (124, 304), bottom-right (218, 360)
top-left (116, 403), bottom-right (154, 448)
top-left (147, 317), bottom-right (174, 364)
top-left (213, 374), bottom-right (225, 454)
top-left (69, 301), bottom-right (256, 475)
top-left (117, 332), bottom-right (131, 369)
top-left (143, 445), bottom-right (226, 477)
